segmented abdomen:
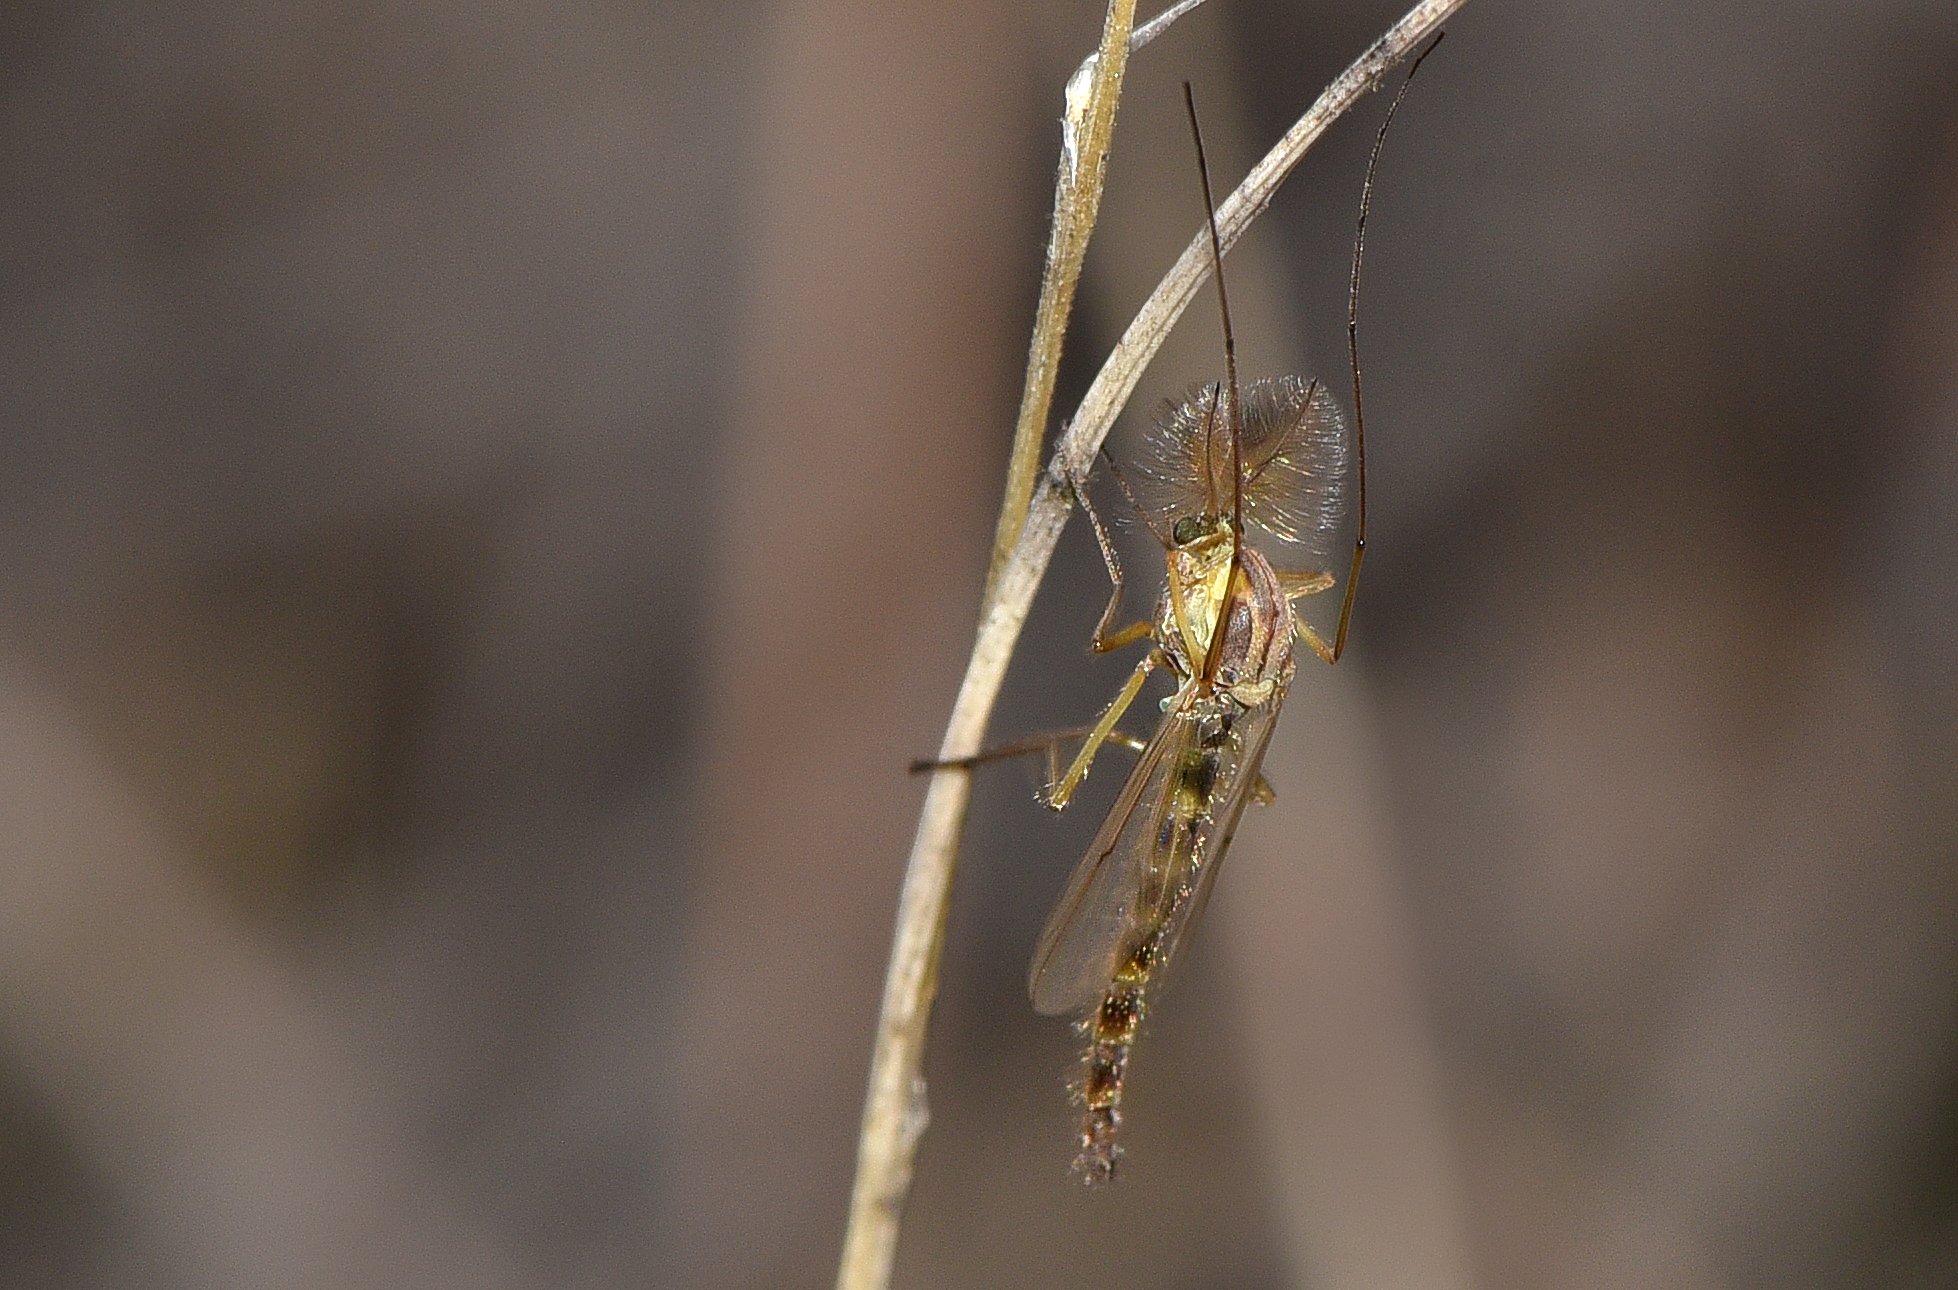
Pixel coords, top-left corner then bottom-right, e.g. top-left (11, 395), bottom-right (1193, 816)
top-left (1074, 736), bottom-right (1217, 1182)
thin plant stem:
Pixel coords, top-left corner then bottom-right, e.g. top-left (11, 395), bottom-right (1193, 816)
top-left (834, 4), bottom-right (1467, 1288)
top-left (982, 0), bottom-right (1231, 608)
top-left (981, 0), bottom-right (1138, 606)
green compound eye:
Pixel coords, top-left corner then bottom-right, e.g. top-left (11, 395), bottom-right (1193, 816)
top-left (1171, 515), bottom-right (1208, 545)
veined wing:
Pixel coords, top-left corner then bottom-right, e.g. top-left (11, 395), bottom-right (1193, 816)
top-left (1142, 687), bottom-right (1285, 987)
top-left (1027, 687), bottom-right (1286, 1017)
top-left (1028, 706), bottom-right (1196, 1016)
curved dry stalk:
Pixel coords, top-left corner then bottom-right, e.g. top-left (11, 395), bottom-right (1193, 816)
top-left (836, 4), bottom-right (1467, 1288)
top-left (985, 1), bottom-right (1235, 607)
top-left (982, 0), bottom-right (1139, 603)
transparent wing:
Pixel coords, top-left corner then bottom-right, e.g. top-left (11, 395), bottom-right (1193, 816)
top-left (1135, 376), bottom-right (1349, 564)
top-left (1027, 687), bottom-right (1287, 1017)
top-left (1143, 690), bottom-right (1285, 988)
top-left (1028, 710), bottom-right (1195, 1016)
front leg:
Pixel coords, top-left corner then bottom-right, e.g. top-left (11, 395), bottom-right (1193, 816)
top-left (1277, 569), bottom-right (1335, 599)
top-left (1296, 618), bottom-right (1338, 666)
top-left (1280, 570), bottom-right (1340, 665)
top-left (1047, 649), bottom-right (1165, 809)
top-left (1069, 468), bottom-right (1156, 654)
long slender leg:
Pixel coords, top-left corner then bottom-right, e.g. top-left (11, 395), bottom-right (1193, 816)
top-left (909, 727), bottom-right (1095, 775)
top-left (1279, 569), bottom-right (1339, 665)
top-left (1277, 569), bottom-right (1334, 599)
top-left (1048, 650), bottom-right (1164, 809)
top-left (908, 727), bottom-right (1148, 776)
top-left (1049, 729), bottom-right (1148, 793)
top-left (1097, 618), bottom-right (1156, 654)
top-left (1296, 619), bottom-right (1337, 667)
top-left (1070, 472), bottom-right (1157, 654)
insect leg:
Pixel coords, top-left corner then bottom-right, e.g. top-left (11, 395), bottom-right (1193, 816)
top-left (1295, 618), bottom-right (1338, 667)
top-left (1048, 729), bottom-right (1150, 792)
top-left (908, 726), bottom-right (1147, 777)
top-left (1276, 569), bottom-right (1335, 599)
top-left (909, 727), bottom-right (1095, 775)
top-left (1047, 649), bottom-right (1166, 810)
top-left (1071, 470), bottom-right (1157, 655)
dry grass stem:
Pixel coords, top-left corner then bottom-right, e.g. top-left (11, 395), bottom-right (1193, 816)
top-left (985, 0), bottom-right (1226, 607)
top-left (982, 0), bottom-right (1139, 603)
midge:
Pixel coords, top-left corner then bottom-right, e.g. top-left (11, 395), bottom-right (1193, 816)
top-left (922, 54), bottom-right (1430, 1182)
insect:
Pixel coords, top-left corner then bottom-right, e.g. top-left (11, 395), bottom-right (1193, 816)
top-left (1038, 59), bottom-right (1438, 1181)
top-left (922, 52), bottom-right (1430, 1181)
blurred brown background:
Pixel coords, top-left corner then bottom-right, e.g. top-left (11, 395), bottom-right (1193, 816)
top-left (3, 1), bottom-right (1956, 1287)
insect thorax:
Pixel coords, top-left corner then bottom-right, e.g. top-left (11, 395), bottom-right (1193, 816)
top-left (1156, 526), bottom-right (1295, 707)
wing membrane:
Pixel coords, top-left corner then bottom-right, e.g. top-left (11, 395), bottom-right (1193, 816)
top-left (1028, 712), bottom-right (1194, 1016)
top-left (1027, 688), bottom-right (1287, 1017)
top-left (1146, 690), bottom-right (1284, 985)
